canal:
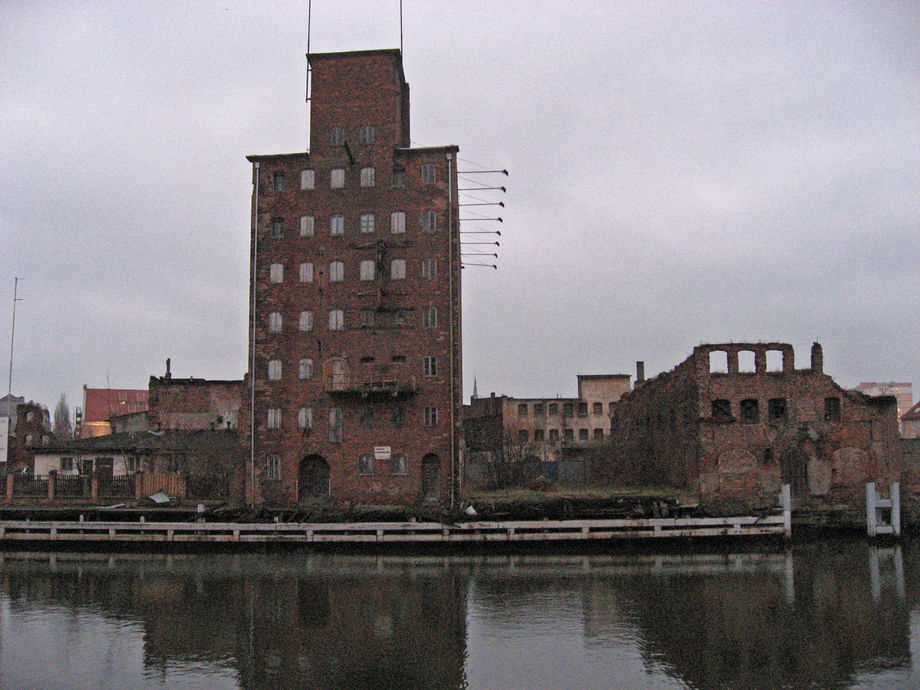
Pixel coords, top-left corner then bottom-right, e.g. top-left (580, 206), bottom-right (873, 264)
top-left (0, 539), bottom-right (917, 688)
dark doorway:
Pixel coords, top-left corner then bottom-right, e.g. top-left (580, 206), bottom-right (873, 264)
top-left (780, 447), bottom-right (809, 504)
top-left (421, 454), bottom-right (440, 504)
top-left (299, 454), bottom-right (330, 504)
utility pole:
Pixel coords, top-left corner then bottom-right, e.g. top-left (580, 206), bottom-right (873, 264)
top-left (7, 277), bottom-right (22, 409)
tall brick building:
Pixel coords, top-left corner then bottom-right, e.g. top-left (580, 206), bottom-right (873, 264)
top-left (244, 50), bottom-right (462, 508)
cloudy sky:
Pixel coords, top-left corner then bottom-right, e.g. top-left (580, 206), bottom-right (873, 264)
top-left (2, 1), bottom-right (918, 416)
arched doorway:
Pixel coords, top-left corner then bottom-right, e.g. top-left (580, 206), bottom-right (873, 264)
top-left (299, 454), bottom-right (330, 504)
top-left (780, 447), bottom-right (809, 504)
top-left (421, 454), bottom-right (440, 504)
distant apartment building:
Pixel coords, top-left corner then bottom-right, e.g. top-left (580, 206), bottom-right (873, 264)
top-left (463, 374), bottom-right (631, 486)
top-left (77, 386), bottom-right (149, 438)
top-left (243, 50), bottom-right (462, 508)
top-left (606, 342), bottom-right (901, 510)
top-left (902, 401), bottom-right (920, 440)
top-left (855, 382), bottom-right (913, 435)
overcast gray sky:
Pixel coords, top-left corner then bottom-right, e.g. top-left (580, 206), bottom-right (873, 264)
top-left (2, 0), bottom-right (918, 416)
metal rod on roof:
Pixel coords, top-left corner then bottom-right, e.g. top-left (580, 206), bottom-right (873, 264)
top-left (460, 230), bottom-right (501, 235)
top-left (459, 186), bottom-right (506, 192)
top-left (461, 263), bottom-right (498, 269)
top-left (459, 201), bottom-right (504, 207)
top-left (457, 169), bottom-right (509, 175)
top-left (461, 252), bottom-right (498, 257)
top-left (461, 241), bottom-right (500, 246)
top-left (460, 217), bottom-right (502, 223)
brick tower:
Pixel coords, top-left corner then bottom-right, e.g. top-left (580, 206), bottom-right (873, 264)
top-left (245, 50), bottom-right (461, 508)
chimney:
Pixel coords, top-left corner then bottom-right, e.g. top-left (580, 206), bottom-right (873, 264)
top-left (810, 342), bottom-right (823, 373)
top-left (636, 361), bottom-right (645, 385)
top-left (165, 358), bottom-right (172, 380)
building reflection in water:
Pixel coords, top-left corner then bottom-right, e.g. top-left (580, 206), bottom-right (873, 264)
top-left (0, 541), bottom-right (916, 689)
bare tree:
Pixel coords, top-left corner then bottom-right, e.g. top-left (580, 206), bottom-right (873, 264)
top-left (53, 394), bottom-right (73, 441)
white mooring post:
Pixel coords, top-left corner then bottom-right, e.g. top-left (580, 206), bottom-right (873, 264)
top-left (780, 484), bottom-right (792, 540)
top-left (867, 482), bottom-right (877, 537)
top-left (866, 482), bottom-right (901, 538)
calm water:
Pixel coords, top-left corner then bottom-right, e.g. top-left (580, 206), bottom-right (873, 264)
top-left (0, 540), bottom-right (917, 689)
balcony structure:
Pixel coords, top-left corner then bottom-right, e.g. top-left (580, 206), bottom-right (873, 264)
top-left (323, 358), bottom-right (417, 398)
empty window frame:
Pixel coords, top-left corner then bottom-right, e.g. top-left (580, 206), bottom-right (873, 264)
top-left (268, 359), bottom-right (282, 380)
top-left (579, 429), bottom-right (589, 441)
top-left (360, 167), bottom-right (375, 187)
top-left (518, 429), bottom-right (529, 443)
top-left (299, 262), bottom-right (314, 283)
top-left (423, 356), bottom-right (438, 377)
top-left (740, 398), bottom-right (759, 424)
top-left (824, 397), bottom-right (841, 422)
top-left (392, 405), bottom-right (406, 427)
top-left (329, 215), bottom-right (344, 236)
top-left (267, 408), bottom-right (282, 430)
top-left (360, 213), bottom-right (375, 234)
top-left (360, 309), bottom-right (375, 327)
top-left (593, 428), bottom-right (604, 440)
top-left (534, 429), bottom-right (545, 442)
top-left (298, 359), bottom-right (313, 379)
top-left (358, 453), bottom-right (375, 476)
top-left (422, 306), bottom-right (437, 329)
top-left (328, 407), bottom-right (343, 443)
top-left (390, 453), bottom-right (408, 476)
top-left (711, 399), bottom-right (732, 420)
top-left (424, 406), bottom-right (438, 427)
top-left (299, 311), bottom-right (313, 331)
top-left (709, 351), bottom-right (729, 373)
top-left (421, 258), bottom-right (437, 279)
top-left (328, 310), bottom-right (344, 330)
top-left (297, 407), bottom-right (313, 429)
top-left (548, 403), bottom-right (559, 416)
top-left (392, 168), bottom-right (406, 187)
top-left (391, 211), bottom-right (406, 234)
top-left (562, 402), bottom-right (574, 416)
top-left (359, 405), bottom-right (374, 428)
top-left (768, 398), bottom-right (787, 422)
top-left (739, 350), bottom-right (756, 372)
top-left (391, 259), bottom-right (406, 280)
top-left (300, 215), bottom-right (315, 237)
top-left (329, 261), bottom-right (344, 282)
top-left (300, 169), bottom-right (315, 190)
top-left (533, 403), bottom-right (544, 416)
top-left (549, 428), bottom-right (560, 441)
top-left (422, 210), bottom-right (437, 233)
top-left (564, 428), bottom-right (575, 441)
top-left (592, 402), bottom-right (603, 415)
top-left (766, 350), bottom-right (784, 372)
top-left (360, 260), bottom-right (375, 281)
top-left (577, 402), bottom-right (588, 417)
top-left (421, 163), bottom-right (437, 184)
top-left (272, 172), bottom-right (286, 191)
top-left (270, 217), bottom-right (284, 238)
top-left (269, 263), bottom-right (283, 283)
top-left (330, 169), bottom-right (345, 189)
top-left (268, 312), bottom-right (282, 332)
top-left (392, 309), bottom-right (407, 326)
top-left (330, 126), bottom-right (344, 146)
top-left (266, 454), bottom-right (281, 480)
top-left (518, 403), bottom-right (528, 416)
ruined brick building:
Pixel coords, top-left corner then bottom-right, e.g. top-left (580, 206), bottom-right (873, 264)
top-left (244, 50), bottom-right (462, 507)
top-left (605, 342), bottom-right (901, 509)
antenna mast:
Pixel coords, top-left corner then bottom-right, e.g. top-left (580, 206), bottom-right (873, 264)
top-left (7, 277), bottom-right (22, 408)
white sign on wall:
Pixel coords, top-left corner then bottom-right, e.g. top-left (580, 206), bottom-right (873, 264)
top-left (0, 417), bottom-right (9, 465)
top-left (374, 446), bottom-right (391, 461)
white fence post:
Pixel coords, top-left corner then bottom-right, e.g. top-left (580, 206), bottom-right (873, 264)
top-left (891, 482), bottom-right (901, 538)
top-left (866, 482), bottom-right (877, 537)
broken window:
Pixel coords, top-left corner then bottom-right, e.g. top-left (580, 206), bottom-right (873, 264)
top-left (360, 167), bottom-right (375, 188)
top-left (534, 403), bottom-right (544, 416)
top-left (740, 398), bottom-right (759, 424)
top-left (824, 397), bottom-right (841, 422)
top-left (390, 453), bottom-right (408, 476)
top-left (392, 309), bottom-right (406, 326)
top-left (266, 454), bottom-right (281, 480)
top-left (270, 217), bottom-right (284, 238)
top-left (768, 398), bottom-right (787, 422)
top-left (564, 428), bottom-right (575, 442)
top-left (711, 399), bottom-right (732, 421)
top-left (518, 403), bottom-right (528, 416)
top-left (358, 453), bottom-right (375, 476)
top-left (300, 169), bottom-right (315, 190)
top-left (766, 350), bottom-right (783, 372)
top-left (392, 168), bottom-right (406, 188)
top-left (330, 127), bottom-right (344, 146)
top-left (739, 350), bottom-right (756, 372)
top-left (328, 408), bottom-right (343, 443)
top-left (579, 429), bottom-right (589, 441)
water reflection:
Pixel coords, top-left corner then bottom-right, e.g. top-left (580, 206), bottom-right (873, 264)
top-left (0, 541), bottom-right (916, 689)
